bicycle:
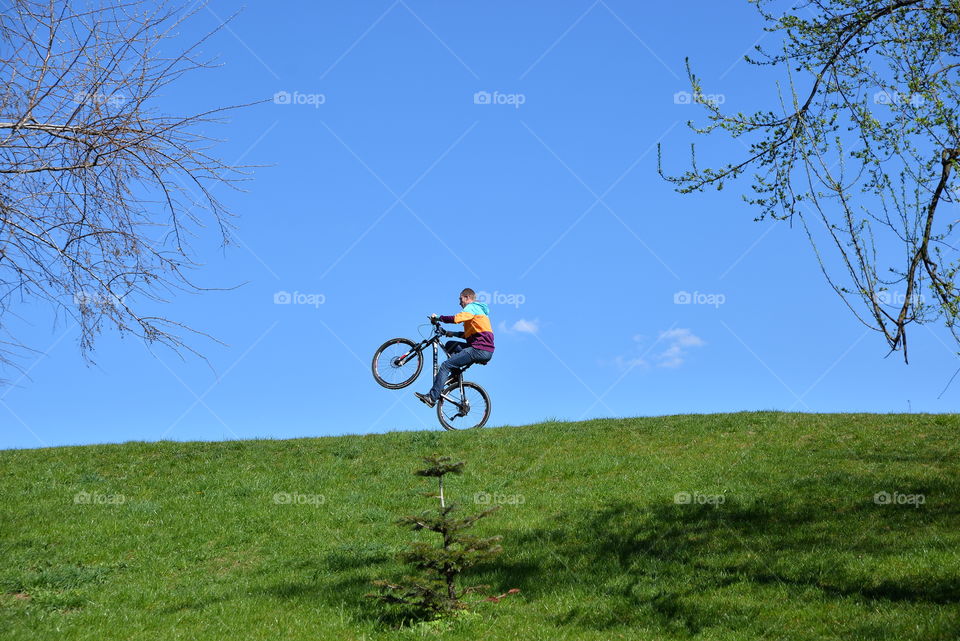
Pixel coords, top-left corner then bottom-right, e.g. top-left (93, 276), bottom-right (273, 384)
top-left (371, 317), bottom-right (492, 430)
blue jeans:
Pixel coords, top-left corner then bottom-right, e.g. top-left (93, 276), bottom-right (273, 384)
top-left (428, 341), bottom-right (492, 402)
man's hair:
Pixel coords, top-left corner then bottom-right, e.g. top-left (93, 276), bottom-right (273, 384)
top-left (460, 288), bottom-right (475, 300)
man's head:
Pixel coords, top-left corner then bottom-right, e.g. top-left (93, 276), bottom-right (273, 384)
top-left (459, 288), bottom-right (475, 308)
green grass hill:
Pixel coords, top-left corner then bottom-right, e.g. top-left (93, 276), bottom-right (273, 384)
top-left (2, 412), bottom-right (958, 640)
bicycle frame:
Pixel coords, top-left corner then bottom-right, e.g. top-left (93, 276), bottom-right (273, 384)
top-left (398, 323), bottom-right (469, 413)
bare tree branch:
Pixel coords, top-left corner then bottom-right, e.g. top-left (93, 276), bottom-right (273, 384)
top-left (0, 0), bottom-right (258, 377)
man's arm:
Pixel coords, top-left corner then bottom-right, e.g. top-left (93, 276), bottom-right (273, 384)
top-left (439, 311), bottom-right (476, 324)
top-left (437, 314), bottom-right (464, 338)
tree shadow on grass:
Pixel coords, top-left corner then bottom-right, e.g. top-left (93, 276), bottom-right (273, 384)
top-left (155, 546), bottom-right (394, 622)
top-left (160, 472), bottom-right (960, 637)
top-left (471, 473), bottom-right (960, 636)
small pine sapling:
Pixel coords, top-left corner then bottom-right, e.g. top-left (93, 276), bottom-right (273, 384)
top-left (368, 455), bottom-right (503, 619)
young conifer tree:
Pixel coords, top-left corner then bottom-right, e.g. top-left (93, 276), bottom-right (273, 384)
top-left (369, 455), bottom-right (502, 618)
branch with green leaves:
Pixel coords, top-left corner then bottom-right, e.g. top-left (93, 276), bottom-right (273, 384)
top-left (659, 0), bottom-right (960, 361)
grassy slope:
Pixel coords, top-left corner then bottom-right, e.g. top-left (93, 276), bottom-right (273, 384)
top-left (1, 412), bottom-right (959, 640)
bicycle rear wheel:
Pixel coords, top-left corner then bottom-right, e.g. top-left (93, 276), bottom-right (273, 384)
top-left (436, 380), bottom-right (490, 430)
top-left (372, 338), bottom-right (423, 389)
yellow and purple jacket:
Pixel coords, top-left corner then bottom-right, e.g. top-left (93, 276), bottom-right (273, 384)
top-left (440, 302), bottom-right (495, 353)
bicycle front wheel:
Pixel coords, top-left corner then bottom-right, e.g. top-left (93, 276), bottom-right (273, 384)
top-left (372, 338), bottom-right (423, 389)
top-left (437, 380), bottom-right (491, 430)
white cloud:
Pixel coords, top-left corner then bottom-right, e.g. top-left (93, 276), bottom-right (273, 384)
top-left (608, 328), bottom-right (705, 370)
top-left (613, 355), bottom-right (648, 370)
top-left (655, 328), bottom-right (705, 368)
top-left (659, 328), bottom-right (705, 347)
top-left (500, 318), bottom-right (540, 335)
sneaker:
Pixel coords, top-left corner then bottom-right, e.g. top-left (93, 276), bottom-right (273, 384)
top-left (414, 392), bottom-right (435, 408)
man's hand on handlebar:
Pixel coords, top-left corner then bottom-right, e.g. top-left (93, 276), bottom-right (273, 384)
top-left (428, 313), bottom-right (440, 324)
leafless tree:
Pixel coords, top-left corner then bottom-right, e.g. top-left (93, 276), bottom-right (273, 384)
top-left (0, 0), bottom-right (252, 377)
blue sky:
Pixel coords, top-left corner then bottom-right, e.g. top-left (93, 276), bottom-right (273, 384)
top-left (3, 0), bottom-right (958, 450)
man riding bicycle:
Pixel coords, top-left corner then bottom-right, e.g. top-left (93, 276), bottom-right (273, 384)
top-left (415, 288), bottom-right (494, 408)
